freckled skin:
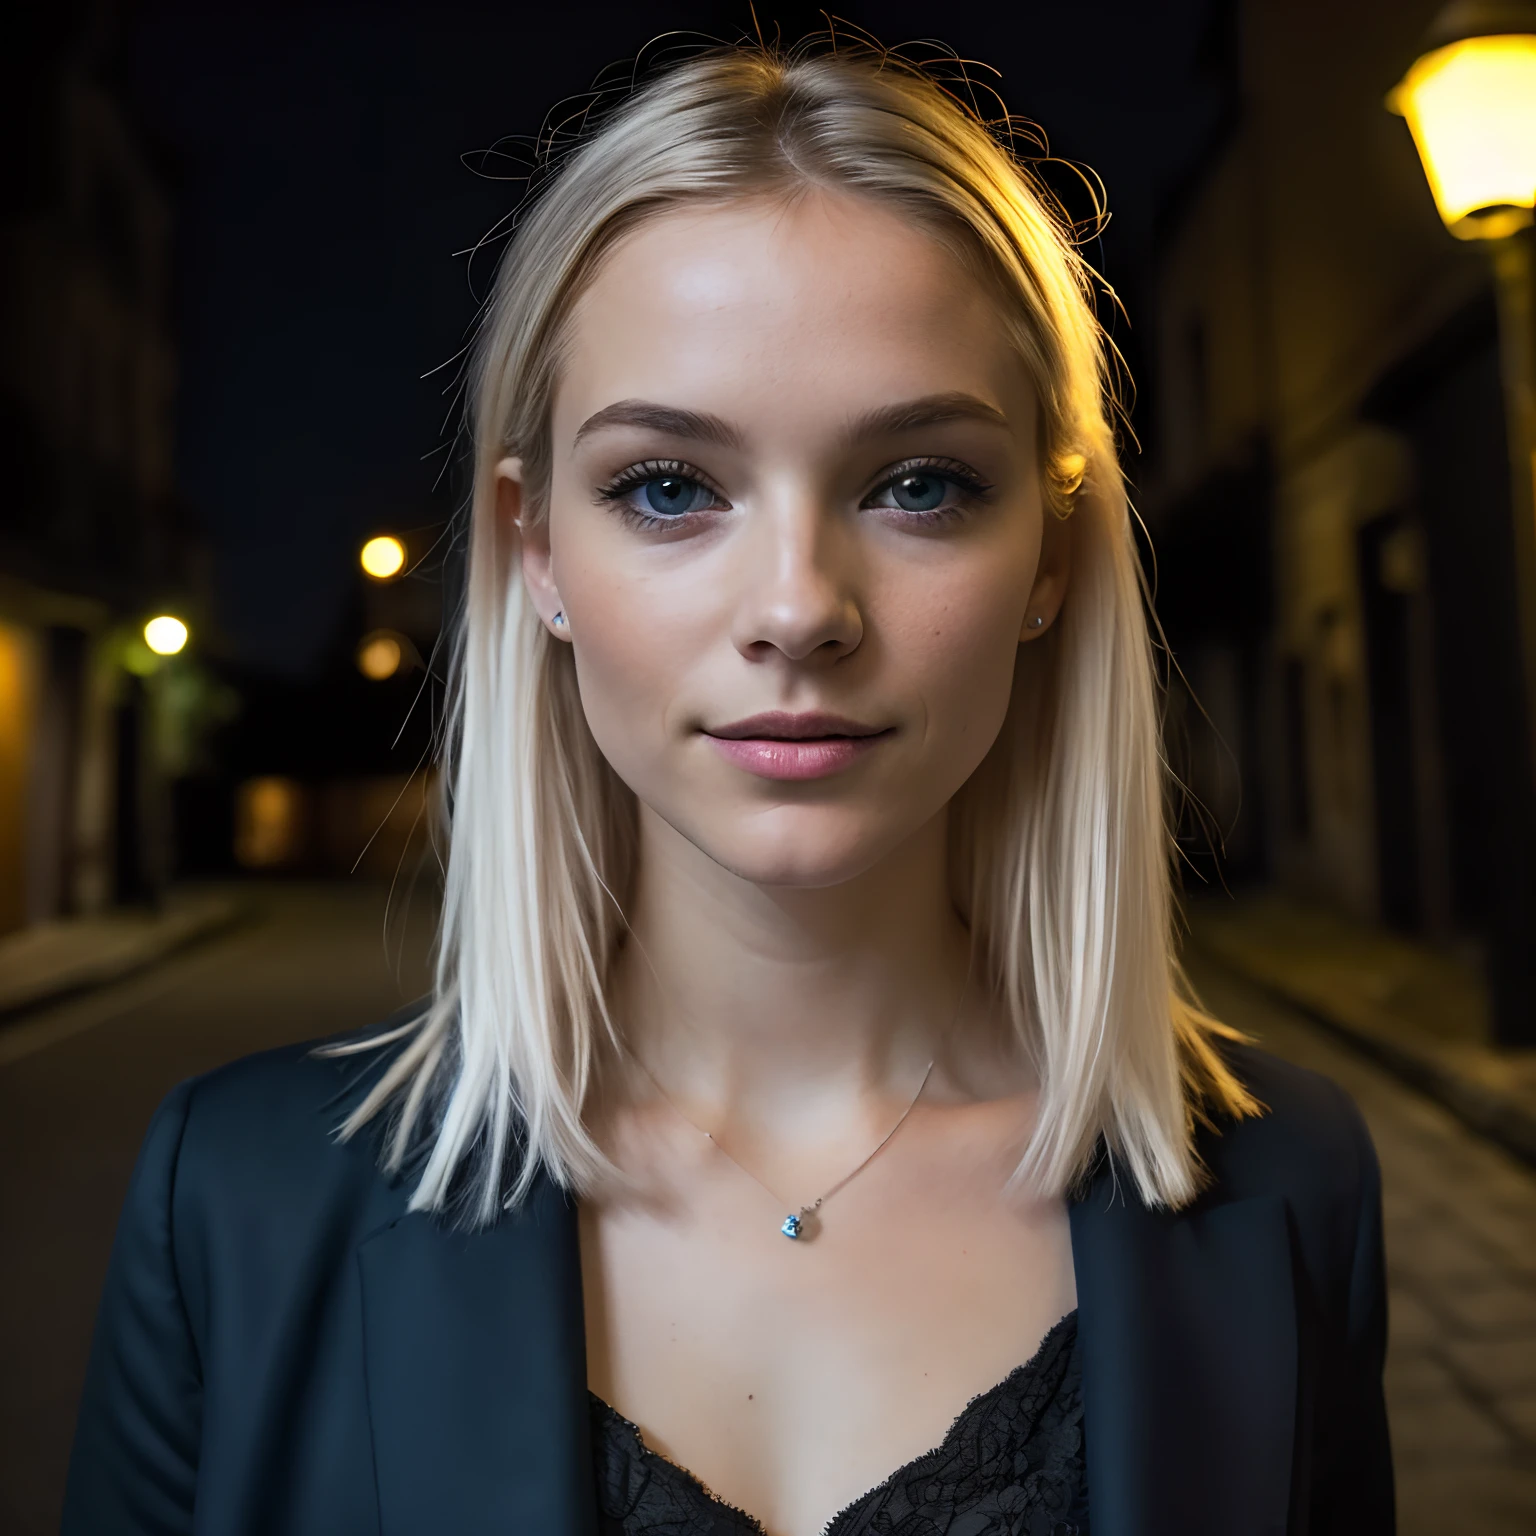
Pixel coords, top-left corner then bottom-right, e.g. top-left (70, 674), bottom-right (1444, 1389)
top-left (503, 191), bottom-right (1076, 1536)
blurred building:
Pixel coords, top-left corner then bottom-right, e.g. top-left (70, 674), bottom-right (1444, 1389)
top-left (210, 522), bottom-right (445, 884)
top-left (1147, 0), bottom-right (1536, 1040)
top-left (0, 11), bottom-right (206, 934)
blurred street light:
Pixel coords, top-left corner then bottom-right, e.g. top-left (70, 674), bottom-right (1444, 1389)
top-left (234, 777), bottom-right (305, 868)
top-left (1391, 1), bottom-right (1536, 1047)
top-left (356, 630), bottom-right (403, 680)
top-left (143, 615), bottom-right (189, 655)
top-left (360, 534), bottom-right (406, 581)
top-left (1389, 27), bottom-right (1536, 239)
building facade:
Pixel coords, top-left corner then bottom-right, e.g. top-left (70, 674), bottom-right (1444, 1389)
top-left (0, 18), bottom-right (198, 934)
top-left (1147, 0), bottom-right (1536, 1040)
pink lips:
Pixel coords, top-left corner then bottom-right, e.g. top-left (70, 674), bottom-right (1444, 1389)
top-left (703, 711), bottom-right (892, 782)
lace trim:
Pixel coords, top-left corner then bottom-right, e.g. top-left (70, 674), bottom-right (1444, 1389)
top-left (591, 1309), bottom-right (1085, 1536)
top-left (592, 1398), bottom-right (769, 1534)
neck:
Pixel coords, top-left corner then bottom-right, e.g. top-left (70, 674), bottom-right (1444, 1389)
top-left (612, 805), bottom-right (975, 1133)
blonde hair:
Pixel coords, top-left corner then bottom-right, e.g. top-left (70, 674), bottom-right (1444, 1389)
top-left (318, 37), bottom-right (1257, 1228)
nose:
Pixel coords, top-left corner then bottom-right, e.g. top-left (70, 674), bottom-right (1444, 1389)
top-left (728, 492), bottom-right (863, 664)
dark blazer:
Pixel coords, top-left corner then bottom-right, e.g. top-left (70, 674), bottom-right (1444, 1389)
top-left (62, 1029), bottom-right (1393, 1535)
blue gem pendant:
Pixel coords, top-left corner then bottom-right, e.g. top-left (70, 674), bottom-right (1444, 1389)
top-left (781, 1200), bottom-right (821, 1240)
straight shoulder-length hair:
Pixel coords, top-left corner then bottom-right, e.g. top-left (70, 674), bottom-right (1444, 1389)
top-left (318, 38), bottom-right (1258, 1229)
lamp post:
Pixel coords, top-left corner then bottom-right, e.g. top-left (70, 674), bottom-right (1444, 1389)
top-left (1391, 4), bottom-right (1536, 766)
top-left (1390, 2), bottom-right (1536, 1045)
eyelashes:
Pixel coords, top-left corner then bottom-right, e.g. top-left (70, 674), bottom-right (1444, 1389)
top-left (594, 456), bottom-right (996, 531)
top-left (867, 458), bottom-right (996, 518)
top-left (595, 459), bottom-right (727, 527)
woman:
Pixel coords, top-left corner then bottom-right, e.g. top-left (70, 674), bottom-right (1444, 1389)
top-left (63, 37), bottom-right (1393, 1536)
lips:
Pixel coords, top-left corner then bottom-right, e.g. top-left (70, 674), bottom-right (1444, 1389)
top-left (702, 711), bottom-right (893, 781)
top-left (707, 711), bottom-right (886, 741)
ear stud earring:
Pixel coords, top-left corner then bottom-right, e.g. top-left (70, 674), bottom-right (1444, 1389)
top-left (1027, 614), bottom-right (1045, 629)
top-left (552, 611), bottom-right (568, 630)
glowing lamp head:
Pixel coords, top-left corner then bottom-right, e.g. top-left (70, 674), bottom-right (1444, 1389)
top-left (360, 535), bottom-right (406, 580)
top-left (357, 631), bottom-right (403, 680)
top-left (1389, 13), bottom-right (1536, 239)
top-left (143, 615), bottom-right (189, 656)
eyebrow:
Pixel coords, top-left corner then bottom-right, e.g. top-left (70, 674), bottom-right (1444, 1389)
top-left (571, 391), bottom-right (1010, 452)
top-left (572, 400), bottom-right (744, 449)
top-left (839, 391), bottom-right (1012, 445)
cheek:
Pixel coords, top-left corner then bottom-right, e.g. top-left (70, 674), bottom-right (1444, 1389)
top-left (880, 558), bottom-right (1031, 765)
top-left (553, 538), bottom-right (711, 780)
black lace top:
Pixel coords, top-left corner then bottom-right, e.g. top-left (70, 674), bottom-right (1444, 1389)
top-left (590, 1309), bottom-right (1088, 1536)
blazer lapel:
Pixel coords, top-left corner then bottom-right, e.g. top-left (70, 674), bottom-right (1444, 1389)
top-left (356, 1171), bottom-right (599, 1536)
top-left (1070, 1173), bottom-right (1297, 1536)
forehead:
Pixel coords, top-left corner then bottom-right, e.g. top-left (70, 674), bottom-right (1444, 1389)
top-left (555, 191), bottom-right (1032, 438)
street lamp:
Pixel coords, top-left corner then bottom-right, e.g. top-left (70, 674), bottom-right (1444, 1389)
top-left (356, 630), bottom-right (403, 681)
top-left (1390, 2), bottom-right (1536, 1046)
top-left (143, 615), bottom-right (189, 656)
top-left (360, 534), bottom-right (406, 581)
top-left (1389, 18), bottom-right (1536, 239)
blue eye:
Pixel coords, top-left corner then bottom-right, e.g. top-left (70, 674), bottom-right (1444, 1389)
top-left (641, 476), bottom-right (713, 517)
top-left (597, 462), bottom-right (721, 524)
top-left (889, 473), bottom-right (949, 512)
top-left (865, 459), bottom-right (993, 520)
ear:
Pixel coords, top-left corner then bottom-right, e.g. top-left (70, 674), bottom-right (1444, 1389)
top-left (1019, 504), bottom-right (1072, 643)
top-left (497, 457), bottom-right (570, 641)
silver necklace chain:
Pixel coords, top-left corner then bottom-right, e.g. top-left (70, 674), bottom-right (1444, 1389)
top-left (635, 1053), bottom-right (936, 1239)
top-left (631, 967), bottom-right (968, 1241)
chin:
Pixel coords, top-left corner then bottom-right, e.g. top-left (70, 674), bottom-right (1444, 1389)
top-left (684, 804), bottom-right (912, 889)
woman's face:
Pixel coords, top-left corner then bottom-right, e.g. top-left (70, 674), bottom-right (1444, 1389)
top-left (512, 189), bottom-right (1067, 887)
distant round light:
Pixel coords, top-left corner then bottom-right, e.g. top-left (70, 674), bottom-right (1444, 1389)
top-left (143, 615), bottom-right (188, 655)
top-left (360, 535), bottom-right (406, 580)
top-left (357, 631), bottom-right (403, 680)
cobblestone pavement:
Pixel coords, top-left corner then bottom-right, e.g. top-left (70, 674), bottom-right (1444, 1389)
top-left (1188, 952), bottom-right (1536, 1536)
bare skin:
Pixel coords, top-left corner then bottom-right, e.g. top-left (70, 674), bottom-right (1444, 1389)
top-left (504, 190), bottom-right (1076, 1536)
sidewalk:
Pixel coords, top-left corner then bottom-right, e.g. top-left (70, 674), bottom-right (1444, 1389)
top-left (1185, 891), bottom-right (1536, 1168)
top-left (0, 888), bottom-right (248, 1020)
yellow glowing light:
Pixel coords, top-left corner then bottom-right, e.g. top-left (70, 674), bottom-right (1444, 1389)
top-left (143, 615), bottom-right (189, 655)
top-left (360, 535), bottom-right (406, 580)
top-left (357, 631), bottom-right (403, 680)
top-left (1389, 34), bottom-right (1536, 238)
top-left (234, 776), bottom-right (304, 868)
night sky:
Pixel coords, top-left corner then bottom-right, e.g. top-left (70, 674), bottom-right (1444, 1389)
top-left (126, 0), bottom-right (1233, 675)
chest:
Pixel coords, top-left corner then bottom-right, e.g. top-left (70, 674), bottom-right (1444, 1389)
top-left (578, 1141), bottom-right (1076, 1536)
top-left (343, 1156), bottom-right (1309, 1536)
